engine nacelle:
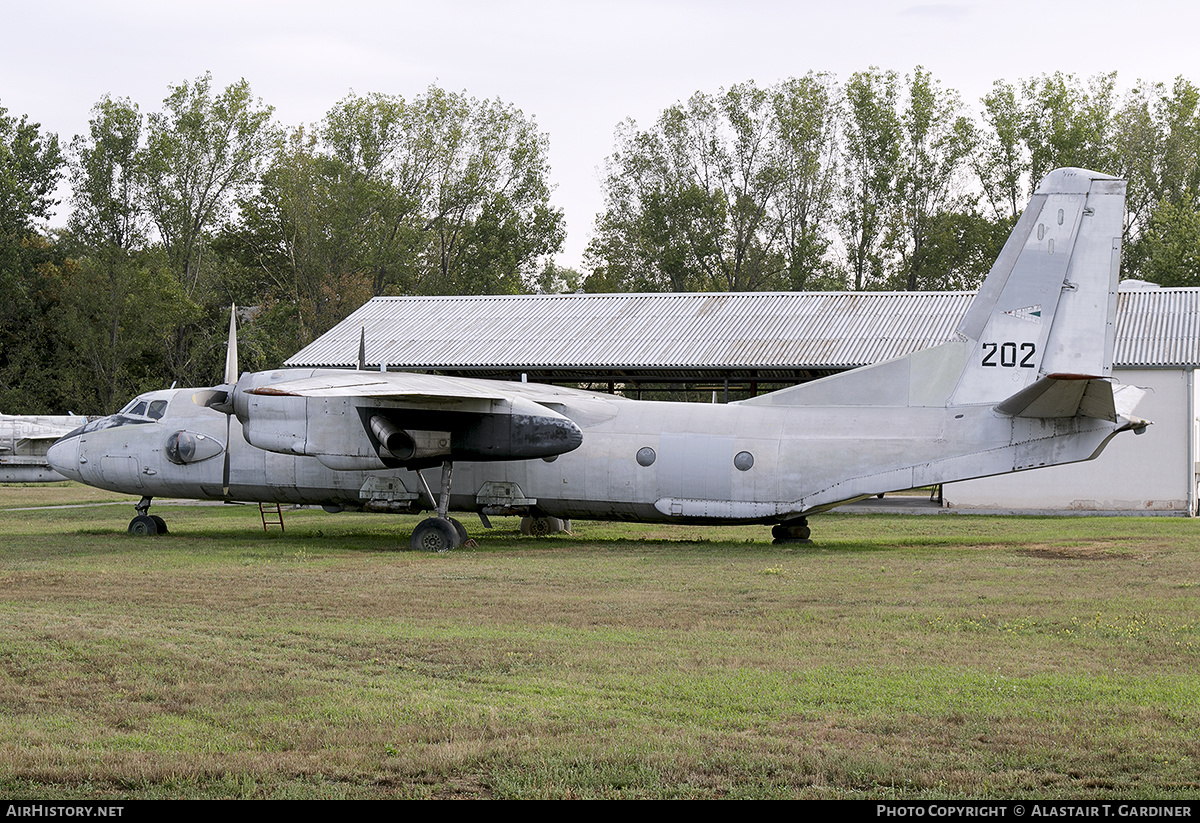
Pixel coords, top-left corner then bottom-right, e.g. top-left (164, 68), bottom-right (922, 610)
top-left (230, 369), bottom-right (584, 469)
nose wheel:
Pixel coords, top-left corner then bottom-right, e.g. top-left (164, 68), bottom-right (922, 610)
top-left (128, 497), bottom-right (168, 536)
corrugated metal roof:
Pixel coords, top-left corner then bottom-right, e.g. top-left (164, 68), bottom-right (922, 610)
top-left (1114, 289), bottom-right (1200, 366)
top-left (284, 288), bottom-right (1200, 372)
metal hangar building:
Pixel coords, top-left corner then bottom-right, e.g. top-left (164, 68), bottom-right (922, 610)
top-left (286, 284), bottom-right (1200, 516)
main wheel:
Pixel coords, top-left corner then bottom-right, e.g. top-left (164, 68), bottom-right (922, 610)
top-left (128, 515), bottom-right (160, 536)
top-left (150, 515), bottom-right (168, 534)
top-left (410, 518), bottom-right (461, 552)
top-left (771, 521), bottom-right (812, 542)
top-left (521, 516), bottom-right (562, 536)
top-left (449, 518), bottom-right (469, 545)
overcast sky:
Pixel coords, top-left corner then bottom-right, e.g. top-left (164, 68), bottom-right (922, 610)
top-left (4, 0), bottom-right (1198, 268)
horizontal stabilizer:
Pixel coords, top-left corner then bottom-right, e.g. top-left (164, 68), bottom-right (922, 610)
top-left (994, 376), bottom-right (1119, 421)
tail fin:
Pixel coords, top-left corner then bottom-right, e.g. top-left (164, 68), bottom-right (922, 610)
top-left (949, 168), bottom-right (1125, 407)
top-left (744, 168), bottom-right (1127, 412)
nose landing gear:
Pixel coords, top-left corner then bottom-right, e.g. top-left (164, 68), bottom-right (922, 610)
top-left (128, 496), bottom-right (168, 536)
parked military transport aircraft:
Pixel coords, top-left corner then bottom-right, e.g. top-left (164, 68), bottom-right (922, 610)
top-left (48, 168), bottom-right (1149, 549)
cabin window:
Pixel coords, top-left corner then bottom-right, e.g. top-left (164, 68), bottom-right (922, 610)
top-left (734, 451), bottom-right (754, 471)
top-left (636, 447), bottom-right (656, 467)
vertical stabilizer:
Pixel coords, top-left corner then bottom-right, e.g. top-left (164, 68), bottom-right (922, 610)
top-left (743, 168), bottom-right (1127, 414)
top-left (950, 168), bottom-right (1125, 406)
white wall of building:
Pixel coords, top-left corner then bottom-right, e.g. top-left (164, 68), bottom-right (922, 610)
top-left (945, 368), bottom-right (1197, 514)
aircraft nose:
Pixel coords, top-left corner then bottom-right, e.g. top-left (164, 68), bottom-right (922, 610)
top-left (46, 435), bottom-right (82, 481)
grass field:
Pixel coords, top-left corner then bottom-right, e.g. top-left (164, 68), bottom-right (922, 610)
top-left (1, 482), bottom-right (1198, 799)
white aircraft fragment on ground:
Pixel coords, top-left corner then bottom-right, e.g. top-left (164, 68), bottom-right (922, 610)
top-left (1, 412), bottom-right (90, 482)
top-left (47, 168), bottom-right (1149, 548)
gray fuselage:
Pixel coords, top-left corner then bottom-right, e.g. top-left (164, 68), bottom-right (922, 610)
top-left (47, 369), bottom-right (1126, 526)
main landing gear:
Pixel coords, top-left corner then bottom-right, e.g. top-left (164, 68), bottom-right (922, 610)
top-left (128, 496), bottom-right (168, 536)
top-left (520, 516), bottom-right (571, 536)
top-left (771, 518), bottom-right (812, 545)
top-left (410, 461), bottom-right (471, 552)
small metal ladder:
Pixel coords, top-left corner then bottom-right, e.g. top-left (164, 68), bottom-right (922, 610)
top-left (259, 502), bottom-right (285, 531)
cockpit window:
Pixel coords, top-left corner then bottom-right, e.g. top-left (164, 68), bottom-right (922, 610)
top-left (78, 414), bottom-right (153, 434)
top-left (117, 395), bottom-right (170, 420)
top-left (59, 392), bottom-right (174, 440)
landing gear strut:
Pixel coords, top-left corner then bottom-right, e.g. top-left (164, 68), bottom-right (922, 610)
top-left (410, 461), bottom-right (468, 552)
top-left (771, 518), bottom-right (811, 545)
top-left (128, 496), bottom-right (168, 536)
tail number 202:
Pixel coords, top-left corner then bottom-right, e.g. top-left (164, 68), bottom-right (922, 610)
top-left (982, 342), bottom-right (1036, 368)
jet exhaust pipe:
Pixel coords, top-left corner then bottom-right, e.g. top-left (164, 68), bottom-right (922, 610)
top-left (369, 415), bottom-right (450, 461)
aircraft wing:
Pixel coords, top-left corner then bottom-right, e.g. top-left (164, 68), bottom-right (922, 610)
top-left (242, 370), bottom-right (513, 404)
top-left (230, 369), bottom-right (584, 470)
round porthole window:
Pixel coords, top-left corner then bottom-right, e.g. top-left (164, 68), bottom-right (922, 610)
top-left (734, 451), bottom-right (754, 471)
top-left (636, 447), bottom-right (656, 467)
top-left (165, 430), bottom-right (224, 465)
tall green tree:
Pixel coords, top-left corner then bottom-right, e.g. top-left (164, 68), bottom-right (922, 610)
top-left (410, 88), bottom-right (564, 296)
top-left (51, 253), bottom-right (191, 413)
top-left (770, 73), bottom-right (841, 290)
top-left (839, 68), bottom-right (900, 290)
top-left (133, 73), bottom-right (277, 387)
top-left (60, 96), bottom-right (154, 412)
top-left (974, 80), bottom-right (1027, 222)
top-left (891, 67), bottom-right (978, 290)
top-left (224, 86), bottom-right (563, 346)
top-left (1111, 82), bottom-right (1160, 233)
top-left (974, 72), bottom-right (1124, 224)
top-left (139, 72), bottom-right (277, 296)
top-left (315, 87), bottom-right (567, 298)
top-left (1020, 72), bottom-right (1119, 186)
top-left (223, 126), bottom-right (365, 345)
top-left (0, 104), bottom-right (62, 239)
top-left (318, 91), bottom-right (421, 299)
top-left (586, 76), bottom-right (840, 293)
top-left (1151, 78), bottom-right (1200, 204)
top-left (0, 102), bottom-right (64, 412)
top-left (62, 92), bottom-right (239, 409)
top-left (1113, 78), bottom-right (1200, 280)
top-left (1139, 197), bottom-right (1200, 286)
top-left (68, 97), bottom-right (144, 252)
